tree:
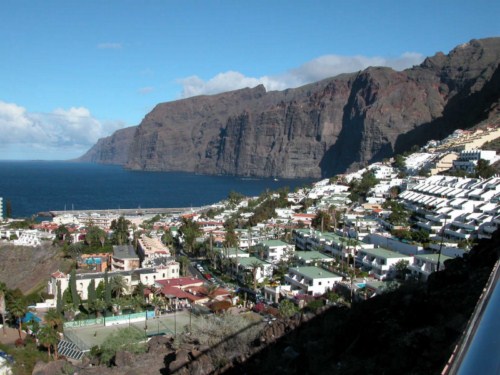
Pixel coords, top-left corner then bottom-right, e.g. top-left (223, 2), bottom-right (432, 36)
top-left (224, 225), bottom-right (239, 248)
top-left (110, 275), bottom-right (127, 299)
top-left (69, 269), bottom-right (80, 309)
top-left (86, 279), bottom-right (96, 308)
top-left (85, 225), bottom-right (106, 248)
top-left (475, 159), bottom-right (496, 179)
top-left (349, 171), bottom-right (379, 203)
top-left (56, 281), bottom-right (63, 315)
top-left (161, 230), bottom-right (174, 247)
top-left (54, 225), bottom-right (70, 242)
top-left (227, 190), bottom-right (245, 206)
top-left (204, 283), bottom-right (219, 302)
top-left (311, 211), bottom-right (332, 232)
top-left (37, 325), bottom-right (59, 359)
top-left (44, 308), bottom-right (63, 332)
top-left (179, 218), bottom-right (202, 255)
top-left (110, 216), bottom-right (131, 245)
top-left (384, 201), bottom-right (410, 226)
top-left (9, 298), bottom-right (27, 338)
top-left (393, 154), bottom-right (406, 170)
top-left (178, 256), bottom-right (190, 276)
top-left (0, 283), bottom-right (6, 336)
top-left (96, 281), bottom-right (105, 301)
top-left (104, 270), bottom-right (112, 307)
top-left (278, 299), bottom-right (298, 318)
top-left (248, 260), bottom-right (262, 291)
top-left (394, 260), bottom-right (410, 280)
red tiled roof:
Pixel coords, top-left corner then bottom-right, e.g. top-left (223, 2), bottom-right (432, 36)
top-left (294, 213), bottom-right (315, 218)
top-left (155, 277), bottom-right (203, 288)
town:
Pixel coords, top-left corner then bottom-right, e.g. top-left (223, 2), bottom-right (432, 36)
top-left (0, 124), bottom-right (499, 373)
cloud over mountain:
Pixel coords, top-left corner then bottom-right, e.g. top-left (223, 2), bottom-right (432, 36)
top-left (178, 52), bottom-right (424, 98)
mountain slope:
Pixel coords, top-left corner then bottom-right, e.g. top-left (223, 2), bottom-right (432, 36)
top-left (78, 37), bottom-right (500, 178)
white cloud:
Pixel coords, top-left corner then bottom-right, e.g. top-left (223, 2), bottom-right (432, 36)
top-left (97, 42), bottom-right (123, 49)
top-left (0, 101), bottom-right (125, 159)
top-left (178, 52), bottom-right (425, 98)
top-left (138, 86), bottom-right (155, 95)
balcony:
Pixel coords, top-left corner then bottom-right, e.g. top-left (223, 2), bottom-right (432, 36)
top-left (444, 228), bottom-right (471, 240)
top-left (482, 224), bottom-right (497, 234)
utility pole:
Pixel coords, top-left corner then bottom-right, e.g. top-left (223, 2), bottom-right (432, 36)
top-left (437, 218), bottom-right (447, 272)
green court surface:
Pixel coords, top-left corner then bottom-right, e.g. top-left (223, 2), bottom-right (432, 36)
top-left (64, 310), bottom-right (202, 350)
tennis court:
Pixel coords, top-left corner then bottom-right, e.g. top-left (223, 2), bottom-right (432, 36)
top-left (64, 310), bottom-right (202, 350)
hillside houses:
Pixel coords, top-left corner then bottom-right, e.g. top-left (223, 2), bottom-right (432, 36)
top-left (400, 176), bottom-right (500, 241)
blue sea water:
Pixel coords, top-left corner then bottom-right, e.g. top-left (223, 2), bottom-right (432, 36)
top-left (0, 161), bottom-right (315, 218)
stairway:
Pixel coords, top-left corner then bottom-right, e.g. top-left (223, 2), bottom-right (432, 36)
top-left (57, 339), bottom-right (84, 361)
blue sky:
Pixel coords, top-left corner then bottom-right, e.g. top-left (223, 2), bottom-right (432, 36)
top-left (0, 0), bottom-right (498, 160)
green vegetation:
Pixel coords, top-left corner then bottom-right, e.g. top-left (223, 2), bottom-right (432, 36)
top-left (6, 219), bottom-right (35, 230)
top-left (311, 210), bottom-right (332, 231)
top-left (110, 216), bottom-right (131, 245)
top-left (382, 200), bottom-right (410, 227)
top-left (475, 158), bottom-right (496, 178)
top-left (278, 299), bottom-right (299, 318)
top-left (97, 327), bottom-right (146, 365)
top-left (348, 171), bottom-right (379, 203)
top-left (245, 188), bottom-right (289, 227)
top-left (179, 217), bottom-right (202, 255)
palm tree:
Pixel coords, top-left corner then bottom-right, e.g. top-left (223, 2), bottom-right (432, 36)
top-left (44, 308), bottom-right (63, 332)
top-left (110, 275), bottom-right (128, 299)
top-left (150, 295), bottom-right (163, 316)
top-left (249, 260), bottom-right (262, 291)
top-left (37, 325), bottom-right (59, 359)
top-left (204, 283), bottom-right (219, 302)
top-left (9, 298), bottom-right (27, 338)
top-left (43, 308), bottom-right (63, 357)
top-left (0, 283), bottom-right (7, 336)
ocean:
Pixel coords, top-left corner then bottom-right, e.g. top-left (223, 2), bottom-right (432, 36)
top-left (0, 161), bottom-right (315, 218)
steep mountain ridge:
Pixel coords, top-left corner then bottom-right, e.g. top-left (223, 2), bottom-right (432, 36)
top-left (77, 37), bottom-right (500, 178)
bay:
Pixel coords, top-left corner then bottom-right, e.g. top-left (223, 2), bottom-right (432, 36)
top-left (0, 161), bottom-right (314, 218)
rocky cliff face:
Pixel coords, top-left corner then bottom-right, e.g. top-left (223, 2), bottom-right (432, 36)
top-left (77, 126), bottom-right (136, 165)
top-left (79, 37), bottom-right (500, 178)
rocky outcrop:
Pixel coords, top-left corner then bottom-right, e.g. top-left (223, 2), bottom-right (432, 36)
top-left (80, 38), bottom-right (500, 178)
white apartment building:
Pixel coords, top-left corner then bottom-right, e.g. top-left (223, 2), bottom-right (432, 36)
top-left (355, 247), bottom-right (413, 280)
top-left (285, 266), bottom-right (342, 296)
top-left (408, 253), bottom-right (453, 281)
top-left (452, 149), bottom-right (497, 174)
top-left (48, 262), bottom-right (180, 300)
top-left (261, 240), bottom-right (295, 264)
top-left (112, 245), bottom-right (140, 271)
top-left (233, 256), bottom-right (273, 283)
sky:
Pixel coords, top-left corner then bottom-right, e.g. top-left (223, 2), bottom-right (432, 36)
top-left (0, 0), bottom-right (498, 160)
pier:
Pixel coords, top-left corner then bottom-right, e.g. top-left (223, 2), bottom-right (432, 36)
top-left (43, 207), bottom-right (204, 217)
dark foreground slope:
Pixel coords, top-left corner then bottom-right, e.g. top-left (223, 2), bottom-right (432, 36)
top-left (225, 233), bottom-right (500, 375)
top-left (79, 38), bottom-right (500, 178)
